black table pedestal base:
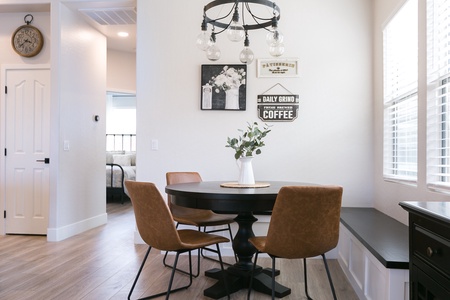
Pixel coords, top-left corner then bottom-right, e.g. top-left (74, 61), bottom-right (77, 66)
top-left (166, 182), bottom-right (304, 299)
top-left (204, 267), bottom-right (291, 299)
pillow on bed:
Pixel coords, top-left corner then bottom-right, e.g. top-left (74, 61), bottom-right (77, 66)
top-left (113, 154), bottom-right (132, 166)
top-left (125, 151), bottom-right (136, 166)
top-left (107, 151), bottom-right (125, 164)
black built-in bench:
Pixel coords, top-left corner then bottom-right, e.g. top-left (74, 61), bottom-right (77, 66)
top-left (340, 207), bottom-right (409, 269)
top-left (338, 207), bottom-right (409, 300)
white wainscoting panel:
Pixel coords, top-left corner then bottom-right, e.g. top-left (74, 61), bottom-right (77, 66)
top-left (338, 224), bottom-right (409, 300)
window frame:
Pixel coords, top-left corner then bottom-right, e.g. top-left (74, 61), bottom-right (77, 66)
top-left (382, 0), bottom-right (419, 184)
top-left (426, 0), bottom-right (450, 192)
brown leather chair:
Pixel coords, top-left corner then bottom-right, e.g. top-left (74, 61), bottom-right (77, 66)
top-left (125, 180), bottom-right (229, 300)
top-left (247, 185), bottom-right (343, 300)
top-left (164, 172), bottom-right (236, 277)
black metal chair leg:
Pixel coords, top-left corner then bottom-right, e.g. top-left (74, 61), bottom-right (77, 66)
top-left (165, 252), bottom-right (180, 300)
top-left (216, 244), bottom-right (230, 299)
top-left (322, 254), bottom-right (337, 300)
top-left (247, 251), bottom-right (259, 300)
top-left (224, 224), bottom-right (238, 262)
top-left (304, 258), bottom-right (313, 300)
top-left (131, 248), bottom-right (194, 300)
top-left (201, 225), bottom-right (236, 265)
top-left (128, 246), bottom-right (152, 300)
top-left (227, 224), bottom-right (238, 262)
top-left (163, 249), bottom-right (200, 278)
top-left (163, 223), bottom-right (200, 277)
top-left (271, 257), bottom-right (276, 300)
top-left (161, 252), bottom-right (193, 300)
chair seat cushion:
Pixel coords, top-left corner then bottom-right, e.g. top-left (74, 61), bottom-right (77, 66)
top-left (177, 229), bottom-right (230, 250)
top-left (174, 212), bottom-right (235, 227)
top-left (248, 236), bottom-right (267, 252)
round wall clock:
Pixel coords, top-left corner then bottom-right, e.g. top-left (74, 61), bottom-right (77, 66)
top-left (11, 14), bottom-right (44, 58)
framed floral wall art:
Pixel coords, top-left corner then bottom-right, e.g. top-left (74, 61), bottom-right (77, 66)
top-left (201, 64), bottom-right (247, 110)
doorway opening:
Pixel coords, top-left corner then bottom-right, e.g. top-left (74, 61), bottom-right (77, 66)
top-left (106, 92), bottom-right (136, 203)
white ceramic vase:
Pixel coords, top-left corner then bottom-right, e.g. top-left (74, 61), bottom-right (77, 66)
top-left (225, 86), bottom-right (239, 110)
top-left (237, 156), bottom-right (255, 185)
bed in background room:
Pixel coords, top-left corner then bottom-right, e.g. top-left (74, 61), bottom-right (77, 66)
top-left (106, 134), bottom-right (136, 203)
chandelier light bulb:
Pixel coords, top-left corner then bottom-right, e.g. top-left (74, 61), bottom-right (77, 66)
top-left (269, 42), bottom-right (285, 57)
top-left (196, 31), bottom-right (211, 51)
top-left (266, 29), bottom-right (284, 46)
top-left (240, 32), bottom-right (254, 64)
top-left (206, 31), bottom-right (220, 61)
top-left (206, 44), bottom-right (221, 61)
top-left (239, 47), bottom-right (254, 64)
top-left (227, 5), bottom-right (245, 42)
top-left (227, 21), bottom-right (245, 42)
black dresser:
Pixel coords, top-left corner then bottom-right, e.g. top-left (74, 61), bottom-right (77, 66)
top-left (400, 202), bottom-right (450, 300)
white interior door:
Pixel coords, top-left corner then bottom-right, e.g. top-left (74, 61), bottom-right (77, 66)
top-left (4, 67), bottom-right (50, 235)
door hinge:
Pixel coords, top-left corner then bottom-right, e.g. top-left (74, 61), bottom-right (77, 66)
top-left (4, 148), bottom-right (6, 156)
top-left (3, 211), bottom-right (5, 219)
top-left (4, 86), bottom-right (7, 94)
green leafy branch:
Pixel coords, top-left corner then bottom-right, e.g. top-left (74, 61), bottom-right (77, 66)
top-left (226, 122), bottom-right (272, 159)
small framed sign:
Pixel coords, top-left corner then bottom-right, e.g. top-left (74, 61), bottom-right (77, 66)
top-left (257, 58), bottom-right (299, 78)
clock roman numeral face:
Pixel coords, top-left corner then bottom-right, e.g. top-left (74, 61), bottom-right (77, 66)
top-left (12, 25), bottom-right (44, 57)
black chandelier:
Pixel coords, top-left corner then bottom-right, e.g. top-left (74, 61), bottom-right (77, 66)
top-left (196, 0), bottom-right (283, 64)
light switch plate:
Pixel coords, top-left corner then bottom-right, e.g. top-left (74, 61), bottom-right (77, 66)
top-left (64, 140), bottom-right (70, 151)
top-left (151, 139), bottom-right (158, 150)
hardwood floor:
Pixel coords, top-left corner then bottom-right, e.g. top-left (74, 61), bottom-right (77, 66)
top-left (0, 202), bottom-right (359, 300)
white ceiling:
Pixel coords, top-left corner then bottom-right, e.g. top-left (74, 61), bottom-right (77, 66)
top-left (0, 4), bottom-right (50, 13)
top-left (76, 4), bottom-right (136, 53)
top-left (0, 1), bottom-right (136, 53)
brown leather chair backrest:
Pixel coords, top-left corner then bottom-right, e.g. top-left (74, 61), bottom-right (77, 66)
top-left (166, 172), bottom-right (202, 185)
top-left (125, 180), bottom-right (184, 251)
top-left (166, 172), bottom-right (211, 218)
top-left (264, 185), bottom-right (343, 259)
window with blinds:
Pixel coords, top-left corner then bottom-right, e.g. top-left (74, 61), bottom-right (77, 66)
top-left (427, 0), bottom-right (450, 191)
top-left (383, 0), bottom-right (418, 182)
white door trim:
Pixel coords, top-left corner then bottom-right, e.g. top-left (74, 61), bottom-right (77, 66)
top-left (0, 64), bottom-right (51, 235)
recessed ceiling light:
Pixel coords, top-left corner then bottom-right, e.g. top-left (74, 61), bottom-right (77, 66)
top-left (118, 32), bottom-right (129, 37)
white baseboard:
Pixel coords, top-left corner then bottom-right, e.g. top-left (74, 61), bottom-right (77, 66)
top-left (47, 213), bottom-right (107, 242)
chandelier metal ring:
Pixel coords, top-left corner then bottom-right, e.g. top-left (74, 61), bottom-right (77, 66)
top-left (197, 0), bottom-right (283, 63)
top-left (203, 0), bottom-right (280, 31)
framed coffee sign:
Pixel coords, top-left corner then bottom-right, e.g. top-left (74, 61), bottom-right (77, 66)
top-left (257, 84), bottom-right (299, 122)
top-left (257, 96), bottom-right (299, 122)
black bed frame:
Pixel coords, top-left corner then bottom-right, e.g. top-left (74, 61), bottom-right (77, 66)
top-left (106, 163), bottom-right (127, 203)
top-left (106, 134), bottom-right (136, 203)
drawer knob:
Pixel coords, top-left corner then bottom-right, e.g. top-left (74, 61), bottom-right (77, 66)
top-left (426, 247), bottom-right (435, 257)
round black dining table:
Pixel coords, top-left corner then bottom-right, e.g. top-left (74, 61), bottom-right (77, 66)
top-left (165, 181), bottom-right (304, 299)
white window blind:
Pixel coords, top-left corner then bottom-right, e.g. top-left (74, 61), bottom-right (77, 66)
top-left (427, 0), bottom-right (450, 190)
top-left (383, 0), bottom-right (418, 182)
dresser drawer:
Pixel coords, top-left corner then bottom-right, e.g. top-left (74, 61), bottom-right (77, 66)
top-left (412, 224), bottom-right (450, 278)
top-left (412, 264), bottom-right (450, 299)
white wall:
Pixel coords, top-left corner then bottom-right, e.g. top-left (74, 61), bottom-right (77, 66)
top-left (0, 12), bottom-right (50, 65)
top-left (47, 2), bottom-right (107, 240)
top-left (373, 0), bottom-right (450, 224)
top-left (107, 49), bottom-right (136, 93)
top-left (5, 0), bottom-right (434, 243)
top-left (136, 0), bottom-right (374, 208)
top-left (0, 1), bottom-right (107, 240)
